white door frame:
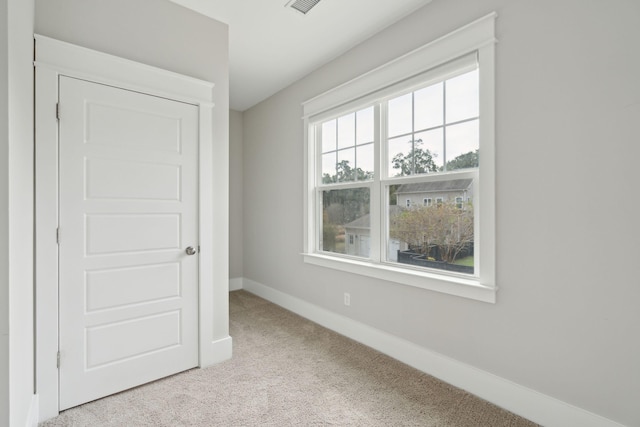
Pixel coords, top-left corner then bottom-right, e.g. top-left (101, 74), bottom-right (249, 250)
top-left (34, 35), bottom-right (232, 421)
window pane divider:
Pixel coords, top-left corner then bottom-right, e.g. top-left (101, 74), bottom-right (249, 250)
top-left (317, 181), bottom-right (373, 191)
top-left (383, 169), bottom-right (476, 185)
top-left (370, 104), bottom-right (382, 263)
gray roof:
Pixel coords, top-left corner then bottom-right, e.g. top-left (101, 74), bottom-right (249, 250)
top-left (395, 179), bottom-right (472, 195)
top-left (344, 205), bottom-right (403, 230)
top-left (344, 215), bottom-right (370, 230)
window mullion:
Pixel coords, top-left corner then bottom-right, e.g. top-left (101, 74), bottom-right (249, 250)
top-left (315, 187), bottom-right (322, 253)
top-left (442, 80), bottom-right (447, 171)
top-left (314, 125), bottom-right (322, 253)
top-left (334, 120), bottom-right (339, 181)
top-left (315, 125), bottom-right (322, 186)
top-left (354, 112), bottom-right (358, 176)
top-left (380, 102), bottom-right (388, 182)
top-left (411, 92), bottom-right (416, 175)
top-left (372, 103), bottom-right (386, 263)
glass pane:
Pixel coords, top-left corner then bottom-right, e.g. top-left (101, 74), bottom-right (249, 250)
top-left (444, 119), bottom-right (479, 170)
top-left (321, 152), bottom-right (336, 184)
top-left (388, 130), bottom-right (442, 177)
top-left (388, 136), bottom-right (410, 177)
top-left (356, 143), bottom-right (374, 181)
top-left (356, 107), bottom-right (374, 145)
top-left (414, 82), bottom-right (443, 131)
top-left (386, 181), bottom-right (474, 274)
top-left (337, 148), bottom-right (355, 182)
top-left (445, 69), bottom-right (479, 124)
top-left (321, 187), bottom-right (370, 258)
top-left (337, 113), bottom-right (355, 149)
top-left (414, 128), bottom-right (443, 172)
top-left (321, 120), bottom-right (337, 153)
top-left (388, 93), bottom-right (412, 138)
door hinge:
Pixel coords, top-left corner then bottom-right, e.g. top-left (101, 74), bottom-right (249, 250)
top-left (56, 103), bottom-right (60, 121)
top-left (56, 351), bottom-right (60, 369)
top-left (56, 228), bottom-right (60, 244)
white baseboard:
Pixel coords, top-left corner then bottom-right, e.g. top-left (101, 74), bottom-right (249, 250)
top-left (242, 278), bottom-right (625, 427)
top-left (27, 394), bottom-right (39, 427)
top-left (229, 277), bottom-right (244, 291)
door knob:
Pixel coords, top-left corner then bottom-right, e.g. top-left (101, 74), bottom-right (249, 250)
top-left (185, 246), bottom-right (197, 256)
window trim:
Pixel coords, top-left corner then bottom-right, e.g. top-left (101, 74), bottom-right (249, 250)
top-left (302, 13), bottom-right (497, 303)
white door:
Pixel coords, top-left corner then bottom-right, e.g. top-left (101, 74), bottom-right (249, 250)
top-left (58, 76), bottom-right (199, 410)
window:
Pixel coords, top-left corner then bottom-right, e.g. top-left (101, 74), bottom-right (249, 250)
top-left (321, 108), bottom-right (374, 184)
top-left (303, 14), bottom-right (496, 303)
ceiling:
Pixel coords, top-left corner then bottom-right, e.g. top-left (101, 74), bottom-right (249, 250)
top-left (169, 0), bottom-right (433, 111)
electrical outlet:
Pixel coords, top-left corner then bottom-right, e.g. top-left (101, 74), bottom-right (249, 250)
top-left (344, 292), bottom-right (351, 306)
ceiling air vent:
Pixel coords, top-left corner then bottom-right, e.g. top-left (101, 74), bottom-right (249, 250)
top-left (285, 0), bottom-right (322, 15)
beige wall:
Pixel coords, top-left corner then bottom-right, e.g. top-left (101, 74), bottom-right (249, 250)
top-left (241, 0), bottom-right (640, 425)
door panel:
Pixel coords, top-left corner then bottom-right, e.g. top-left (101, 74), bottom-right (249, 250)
top-left (58, 76), bottom-right (199, 410)
top-left (85, 263), bottom-right (180, 311)
top-left (86, 158), bottom-right (181, 201)
top-left (85, 102), bottom-right (183, 153)
top-left (85, 214), bottom-right (181, 254)
top-left (85, 311), bottom-right (182, 369)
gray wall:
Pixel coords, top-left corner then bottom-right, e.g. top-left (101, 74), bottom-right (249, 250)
top-left (242, 0), bottom-right (640, 425)
top-left (0, 1), bottom-right (10, 423)
top-left (229, 110), bottom-right (244, 279)
top-left (35, 0), bottom-right (222, 83)
top-left (1, 0), bottom-right (35, 425)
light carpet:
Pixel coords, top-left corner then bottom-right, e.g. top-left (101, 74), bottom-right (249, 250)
top-left (41, 290), bottom-right (538, 426)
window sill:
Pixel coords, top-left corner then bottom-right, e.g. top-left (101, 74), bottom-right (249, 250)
top-left (303, 253), bottom-right (496, 303)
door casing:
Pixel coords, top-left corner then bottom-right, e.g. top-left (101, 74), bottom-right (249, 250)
top-left (34, 34), bottom-right (232, 422)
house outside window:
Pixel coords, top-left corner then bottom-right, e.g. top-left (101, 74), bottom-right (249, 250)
top-left (302, 14), bottom-right (497, 303)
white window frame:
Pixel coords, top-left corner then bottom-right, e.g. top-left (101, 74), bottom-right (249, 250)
top-left (302, 13), bottom-right (497, 303)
